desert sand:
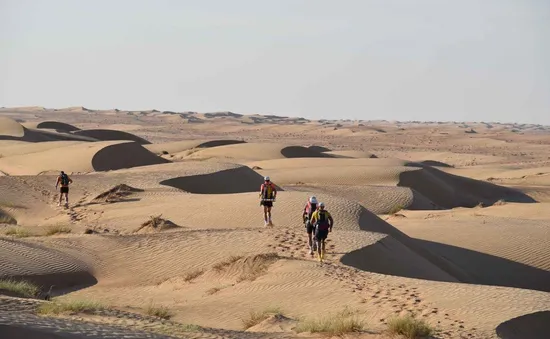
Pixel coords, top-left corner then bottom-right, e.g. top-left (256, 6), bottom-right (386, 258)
top-left (1, 107), bottom-right (549, 339)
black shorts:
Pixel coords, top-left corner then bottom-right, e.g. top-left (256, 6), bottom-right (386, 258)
top-left (305, 220), bottom-right (315, 234)
top-left (315, 228), bottom-right (329, 241)
top-left (60, 186), bottom-right (69, 194)
top-left (261, 201), bottom-right (273, 207)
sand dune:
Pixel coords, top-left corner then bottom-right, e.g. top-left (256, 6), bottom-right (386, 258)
top-left (0, 117), bottom-right (25, 138)
top-left (324, 150), bottom-right (378, 158)
top-left (183, 143), bottom-right (335, 161)
top-left (4, 228), bottom-right (443, 331)
top-left (307, 145), bottom-right (332, 152)
top-left (0, 238), bottom-right (96, 291)
top-left (71, 190), bottom-right (381, 233)
top-left (1, 107), bottom-right (549, 339)
top-left (144, 139), bottom-right (246, 155)
top-left (72, 129), bottom-right (151, 144)
top-left (250, 158), bottom-right (533, 211)
top-left (1, 117), bottom-right (95, 142)
top-left (160, 166), bottom-right (277, 194)
top-left (383, 151), bottom-right (505, 167)
top-left (401, 165), bottom-right (537, 206)
top-left (390, 209), bottom-right (550, 292)
top-left (288, 184), bottom-right (437, 214)
top-left (23, 121), bottom-right (81, 132)
top-left (0, 140), bottom-right (85, 157)
top-left (0, 140), bottom-right (169, 175)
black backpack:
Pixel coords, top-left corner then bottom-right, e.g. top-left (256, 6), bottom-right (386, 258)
top-left (60, 173), bottom-right (69, 186)
top-left (315, 210), bottom-right (330, 230)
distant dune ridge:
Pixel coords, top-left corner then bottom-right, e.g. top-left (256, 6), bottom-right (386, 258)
top-left (72, 129), bottom-right (151, 144)
top-left (0, 106), bottom-right (549, 339)
top-left (0, 140), bottom-right (170, 175)
top-left (23, 121), bottom-right (81, 132)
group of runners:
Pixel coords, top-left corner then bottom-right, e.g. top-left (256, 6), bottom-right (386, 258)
top-left (55, 172), bottom-right (332, 259)
top-left (260, 176), bottom-right (334, 259)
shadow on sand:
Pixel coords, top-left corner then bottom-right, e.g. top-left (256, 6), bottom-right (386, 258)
top-left (341, 237), bottom-right (550, 292)
top-left (340, 209), bottom-right (550, 293)
top-left (400, 164), bottom-right (537, 208)
top-left (496, 311), bottom-right (550, 339)
top-left (0, 325), bottom-right (68, 339)
top-left (160, 166), bottom-right (283, 194)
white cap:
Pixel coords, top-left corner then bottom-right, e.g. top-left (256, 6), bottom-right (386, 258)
top-left (264, 176), bottom-right (270, 181)
top-left (319, 202), bottom-right (325, 208)
top-left (309, 196), bottom-right (317, 203)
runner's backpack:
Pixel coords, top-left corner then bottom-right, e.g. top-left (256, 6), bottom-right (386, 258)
top-left (60, 173), bottom-right (69, 186)
top-left (315, 210), bottom-right (330, 231)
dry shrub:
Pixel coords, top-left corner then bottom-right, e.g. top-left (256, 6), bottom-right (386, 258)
top-left (37, 299), bottom-right (105, 315)
top-left (387, 315), bottom-right (435, 338)
top-left (45, 225), bottom-right (71, 236)
top-left (92, 184), bottom-right (143, 204)
top-left (4, 227), bottom-right (30, 237)
top-left (183, 269), bottom-right (204, 282)
top-left (0, 279), bottom-right (39, 298)
top-left (145, 302), bottom-right (173, 320)
top-left (134, 214), bottom-right (179, 233)
top-left (295, 308), bottom-right (364, 335)
top-left (241, 306), bottom-right (283, 329)
top-left (212, 255), bottom-right (243, 272)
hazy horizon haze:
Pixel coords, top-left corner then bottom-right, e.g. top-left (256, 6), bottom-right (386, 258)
top-left (1, 0), bottom-right (549, 124)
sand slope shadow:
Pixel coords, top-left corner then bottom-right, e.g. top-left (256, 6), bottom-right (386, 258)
top-left (307, 145), bottom-right (332, 152)
top-left (0, 325), bottom-right (69, 339)
top-left (342, 210), bottom-right (550, 292)
top-left (73, 129), bottom-right (151, 144)
top-left (414, 239), bottom-right (550, 292)
top-left (280, 146), bottom-right (335, 158)
top-left (418, 160), bottom-right (454, 168)
top-left (496, 311), bottom-right (550, 339)
top-left (399, 165), bottom-right (537, 208)
top-left (340, 236), bottom-right (459, 282)
top-left (91, 142), bottom-right (170, 171)
top-left (0, 119), bottom-right (96, 143)
top-left (160, 166), bottom-right (283, 194)
top-left (197, 140), bottom-right (246, 148)
top-left (338, 207), bottom-right (471, 283)
top-left (35, 121), bottom-right (81, 132)
top-left (0, 239), bottom-right (98, 296)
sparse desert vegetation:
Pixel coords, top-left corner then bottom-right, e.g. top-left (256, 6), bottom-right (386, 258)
top-left (387, 315), bottom-right (435, 338)
top-left (45, 225), bottom-right (72, 236)
top-left (183, 268), bottom-right (204, 282)
top-left (4, 227), bottom-right (31, 237)
top-left (145, 302), bottom-right (173, 320)
top-left (241, 306), bottom-right (284, 329)
top-left (212, 255), bottom-right (243, 271)
top-left (1, 107), bottom-right (549, 339)
top-left (37, 299), bottom-right (106, 315)
top-left (295, 308), bottom-right (365, 335)
top-left (0, 279), bottom-right (39, 298)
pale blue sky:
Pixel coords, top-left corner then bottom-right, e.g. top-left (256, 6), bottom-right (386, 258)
top-left (1, 0), bottom-right (549, 124)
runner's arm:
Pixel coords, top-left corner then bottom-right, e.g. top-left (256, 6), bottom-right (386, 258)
top-left (68, 176), bottom-right (73, 184)
top-left (328, 212), bottom-right (334, 231)
top-left (55, 176), bottom-right (60, 188)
